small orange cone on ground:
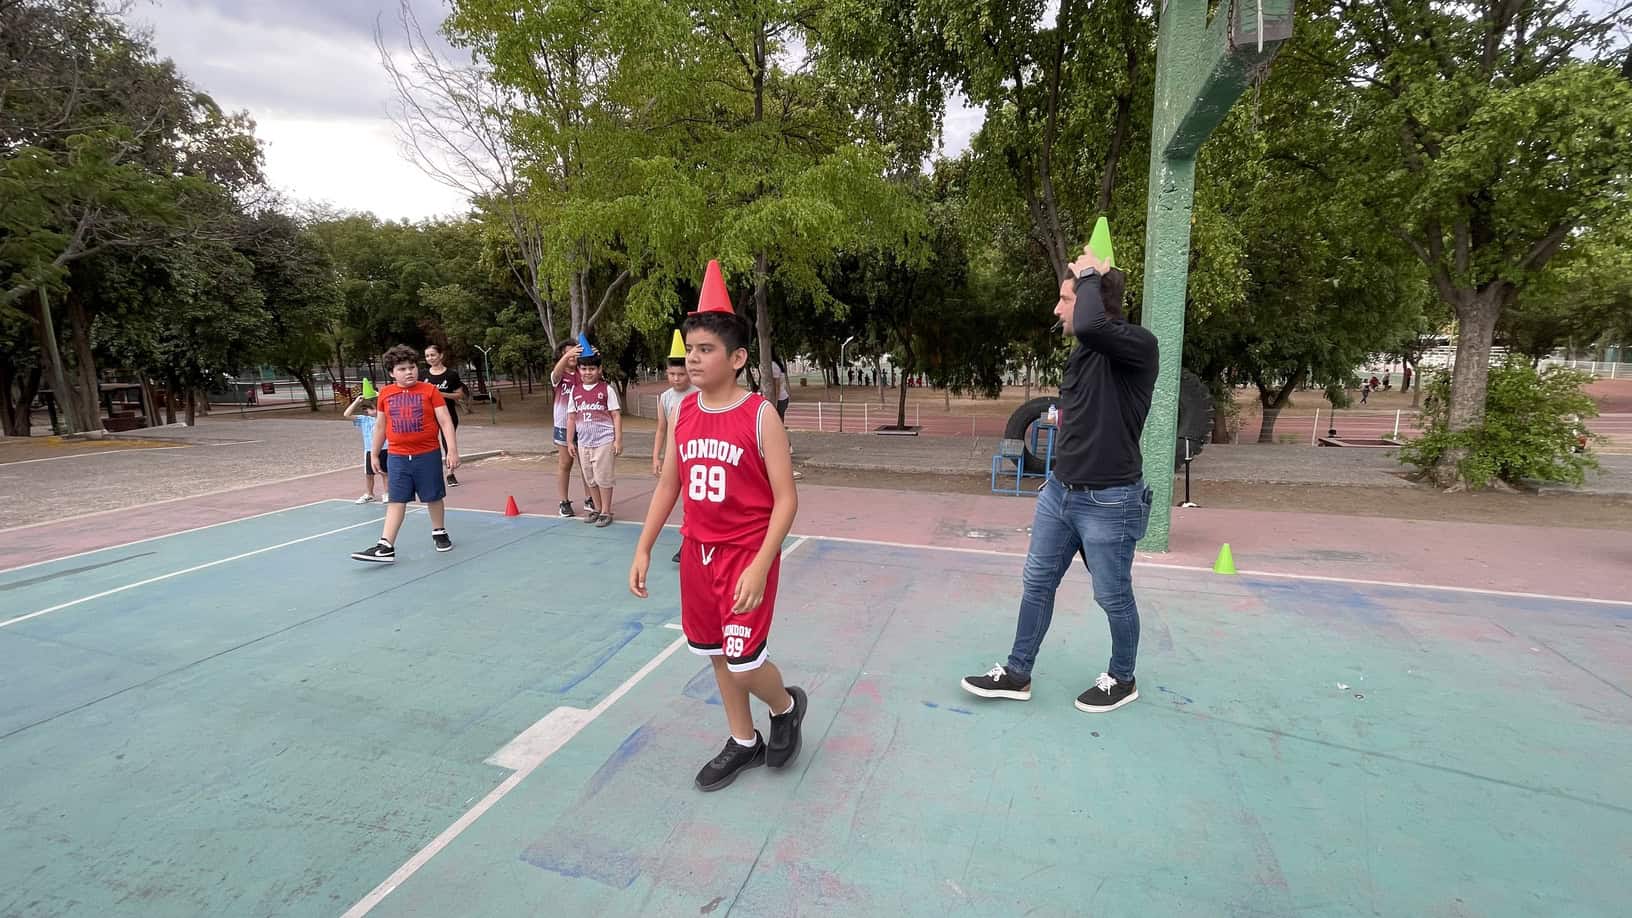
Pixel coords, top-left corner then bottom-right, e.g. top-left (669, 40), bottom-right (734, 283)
top-left (1213, 543), bottom-right (1237, 575)
top-left (504, 496), bottom-right (521, 517)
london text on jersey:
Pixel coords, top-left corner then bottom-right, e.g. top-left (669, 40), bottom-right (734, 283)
top-left (679, 437), bottom-right (746, 466)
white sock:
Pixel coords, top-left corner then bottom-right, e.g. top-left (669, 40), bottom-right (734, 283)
top-left (773, 696), bottom-right (795, 717)
top-left (732, 734), bottom-right (757, 747)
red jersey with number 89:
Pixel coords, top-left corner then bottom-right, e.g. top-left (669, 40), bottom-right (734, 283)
top-left (675, 391), bottom-right (773, 549)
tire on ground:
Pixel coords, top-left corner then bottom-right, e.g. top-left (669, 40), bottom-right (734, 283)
top-left (1000, 371), bottom-right (1215, 477)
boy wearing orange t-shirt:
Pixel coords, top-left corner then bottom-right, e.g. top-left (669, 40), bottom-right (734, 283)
top-left (351, 345), bottom-right (460, 563)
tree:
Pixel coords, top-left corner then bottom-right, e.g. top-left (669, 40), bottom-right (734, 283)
top-left (1, 0), bottom-right (264, 433)
top-left (240, 213), bottom-right (342, 411)
top-left (1310, 1), bottom-right (1632, 487)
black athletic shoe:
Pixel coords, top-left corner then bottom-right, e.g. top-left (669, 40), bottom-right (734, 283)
top-left (558, 500), bottom-right (575, 518)
top-left (351, 539), bottom-right (396, 563)
top-left (767, 686), bottom-right (807, 769)
top-left (695, 732), bottom-right (766, 792)
top-left (446, 472), bottom-right (460, 487)
top-left (960, 664), bottom-right (1032, 701)
top-left (1075, 673), bottom-right (1138, 713)
top-left (583, 510), bottom-right (603, 525)
top-left (432, 528), bottom-right (453, 552)
top-left (585, 496), bottom-right (597, 512)
top-left (671, 548), bottom-right (682, 563)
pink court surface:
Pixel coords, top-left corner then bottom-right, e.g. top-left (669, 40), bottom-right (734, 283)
top-left (1, 461), bottom-right (1629, 916)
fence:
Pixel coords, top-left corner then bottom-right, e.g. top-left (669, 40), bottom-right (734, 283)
top-left (1543, 359), bottom-right (1632, 379)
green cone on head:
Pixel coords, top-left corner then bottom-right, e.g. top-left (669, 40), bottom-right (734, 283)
top-left (1087, 216), bottom-right (1116, 269)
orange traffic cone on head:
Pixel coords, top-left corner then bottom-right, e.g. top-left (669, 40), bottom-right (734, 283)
top-left (504, 496), bottom-right (521, 517)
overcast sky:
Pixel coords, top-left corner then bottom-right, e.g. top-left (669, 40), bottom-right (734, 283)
top-left (122, 0), bottom-right (985, 222)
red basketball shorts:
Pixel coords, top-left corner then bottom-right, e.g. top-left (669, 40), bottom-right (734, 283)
top-left (680, 540), bottom-right (780, 672)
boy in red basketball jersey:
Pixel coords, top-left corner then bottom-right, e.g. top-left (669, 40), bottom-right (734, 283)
top-left (630, 260), bottom-right (806, 792)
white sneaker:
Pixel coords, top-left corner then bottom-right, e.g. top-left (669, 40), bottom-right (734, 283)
top-left (355, 494), bottom-right (375, 504)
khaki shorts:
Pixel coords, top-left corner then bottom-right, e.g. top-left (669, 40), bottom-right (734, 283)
top-left (579, 442), bottom-right (616, 487)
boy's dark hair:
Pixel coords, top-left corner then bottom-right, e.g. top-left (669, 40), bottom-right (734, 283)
top-left (667, 356), bottom-right (687, 367)
top-left (556, 340), bottom-right (576, 357)
top-left (577, 353), bottom-right (602, 366)
top-left (382, 344), bottom-right (419, 370)
top-left (1100, 268), bottom-right (1127, 321)
top-left (681, 311), bottom-right (753, 354)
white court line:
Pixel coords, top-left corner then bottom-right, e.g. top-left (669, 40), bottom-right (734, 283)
top-left (0, 466), bottom-right (359, 534)
top-left (778, 533), bottom-right (1632, 609)
top-left (0, 516), bottom-right (386, 629)
top-left (342, 533), bottom-right (809, 916)
top-left (0, 449), bottom-right (503, 537)
top-left (0, 498), bottom-right (351, 576)
top-left (341, 635), bottom-right (689, 918)
top-left (0, 446), bottom-right (189, 466)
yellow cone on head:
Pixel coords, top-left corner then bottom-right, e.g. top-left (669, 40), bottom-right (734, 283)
top-left (668, 329), bottom-right (686, 361)
top-left (1087, 216), bottom-right (1116, 269)
top-left (1213, 543), bottom-right (1237, 576)
top-left (361, 378), bottom-right (377, 399)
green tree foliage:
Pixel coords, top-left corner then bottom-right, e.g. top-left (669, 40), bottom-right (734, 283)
top-left (1400, 360), bottom-right (1599, 489)
top-left (1308, 1), bottom-right (1632, 486)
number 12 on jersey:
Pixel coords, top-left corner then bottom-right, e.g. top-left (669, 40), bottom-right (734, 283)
top-left (688, 464), bottom-right (727, 502)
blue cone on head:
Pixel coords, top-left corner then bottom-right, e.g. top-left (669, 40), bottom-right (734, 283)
top-left (577, 333), bottom-right (596, 358)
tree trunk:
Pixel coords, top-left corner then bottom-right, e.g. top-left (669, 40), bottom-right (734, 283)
top-left (185, 389), bottom-right (197, 426)
top-left (1255, 373), bottom-right (1301, 444)
top-left (66, 292), bottom-right (103, 430)
top-left (1431, 290), bottom-right (1504, 487)
top-left (0, 362), bottom-right (40, 437)
top-left (35, 289), bottom-right (86, 434)
top-left (753, 252), bottom-right (774, 406)
top-left (897, 356), bottom-right (911, 428)
top-left (164, 380), bottom-right (178, 425)
top-left (1212, 396), bottom-right (1232, 444)
top-left (291, 369), bottom-right (319, 411)
top-left (139, 376), bottom-right (159, 429)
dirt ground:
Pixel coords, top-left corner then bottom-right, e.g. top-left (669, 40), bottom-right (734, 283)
top-left (472, 455), bottom-right (1632, 532)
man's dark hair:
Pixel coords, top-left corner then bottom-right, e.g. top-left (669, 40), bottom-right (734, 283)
top-left (382, 344), bottom-right (419, 370)
top-left (1100, 268), bottom-right (1127, 321)
top-left (682, 311), bottom-right (753, 354)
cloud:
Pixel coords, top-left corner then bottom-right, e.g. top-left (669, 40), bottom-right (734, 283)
top-left (121, 0), bottom-right (471, 220)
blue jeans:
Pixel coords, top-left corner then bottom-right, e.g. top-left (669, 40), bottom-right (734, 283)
top-left (1006, 477), bottom-right (1153, 683)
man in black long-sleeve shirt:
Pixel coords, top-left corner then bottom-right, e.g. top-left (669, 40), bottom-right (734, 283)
top-left (962, 244), bottom-right (1159, 714)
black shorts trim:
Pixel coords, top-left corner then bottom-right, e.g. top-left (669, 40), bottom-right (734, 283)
top-left (725, 639), bottom-right (768, 673)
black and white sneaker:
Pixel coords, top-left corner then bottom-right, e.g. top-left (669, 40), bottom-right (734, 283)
top-left (351, 539), bottom-right (396, 563)
top-left (432, 528), bottom-right (453, 552)
top-left (585, 496), bottom-right (597, 512)
top-left (446, 472), bottom-right (460, 487)
top-left (695, 732), bottom-right (766, 792)
top-left (1075, 673), bottom-right (1138, 713)
top-left (960, 664), bottom-right (1032, 701)
top-left (558, 500), bottom-right (576, 518)
top-left (583, 510), bottom-right (603, 525)
top-left (767, 686), bottom-right (806, 768)
top-left (671, 548), bottom-right (682, 564)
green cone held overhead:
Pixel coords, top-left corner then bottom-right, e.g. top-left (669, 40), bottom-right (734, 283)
top-left (361, 378), bottom-right (376, 399)
top-left (1087, 216), bottom-right (1115, 269)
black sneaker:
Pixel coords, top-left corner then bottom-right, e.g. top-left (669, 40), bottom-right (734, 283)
top-left (585, 496), bottom-right (597, 512)
top-left (1075, 673), bottom-right (1138, 713)
top-left (960, 664), bottom-right (1031, 701)
top-left (432, 528), bottom-right (453, 552)
top-left (766, 686), bottom-right (806, 768)
top-left (695, 732), bottom-right (766, 792)
top-left (671, 548), bottom-right (682, 563)
top-left (446, 472), bottom-right (460, 487)
top-left (558, 500), bottom-right (575, 518)
top-left (583, 510), bottom-right (602, 525)
top-left (351, 539), bottom-right (396, 563)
